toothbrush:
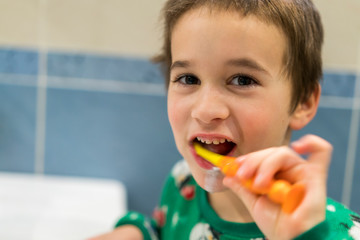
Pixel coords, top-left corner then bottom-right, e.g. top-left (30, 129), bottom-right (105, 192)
top-left (194, 142), bottom-right (305, 213)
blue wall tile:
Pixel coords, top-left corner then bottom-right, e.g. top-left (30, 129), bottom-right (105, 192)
top-left (321, 72), bottom-right (356, 98)
top-left (351, 125), bottom-right (360, 214)
top-left (47, 52), bottom-right (164, 84)
top-left (44, 88), bottom-right (181, 215)
top-left (292, 108), bottom-right (353, 203)
top-left (0, 84), bottom-right (37, 172)
top-left (0, 48), bottom-right (38, 75)
top-left (1, 47), bottom-right (359, 215)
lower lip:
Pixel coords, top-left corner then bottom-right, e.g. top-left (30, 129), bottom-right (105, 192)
top-left (190, 146), bottom-right (216, 170)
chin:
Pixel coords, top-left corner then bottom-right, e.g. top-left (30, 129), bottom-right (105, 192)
top-left (182, 149), bottom-right (228, 192)
top-left (196, 168), bottom-right (227, 193)
top-left (202, 183), bottom-right (227, 193)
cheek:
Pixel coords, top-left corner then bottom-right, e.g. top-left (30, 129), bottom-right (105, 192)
top-left (241, 99), bottom-right (289, 127)
top-left (236, 105), bottom-right (290, 146)
top-left (167, 96), bottom-right (190, 152)
top-left (168, 93), bottom-right (193, 131)
top-left (167, 98), bottom-right (182, 132)
top-left (238, 107), bottom-right (269, 131)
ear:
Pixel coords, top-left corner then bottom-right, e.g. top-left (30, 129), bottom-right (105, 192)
top-left (290, 84), bottom-right (321, 130)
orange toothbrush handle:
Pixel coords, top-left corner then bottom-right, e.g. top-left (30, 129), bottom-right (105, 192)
top-left (218, 157), bottom-right (239, 177)
top-left (218, 158), bottom-right (305, 213)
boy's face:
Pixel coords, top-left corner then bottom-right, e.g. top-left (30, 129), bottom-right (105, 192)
top-left (167, 8), bottom-right (297, 192)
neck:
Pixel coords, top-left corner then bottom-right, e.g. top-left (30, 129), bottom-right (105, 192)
top-left (208, 189), bottom-right (254, 223)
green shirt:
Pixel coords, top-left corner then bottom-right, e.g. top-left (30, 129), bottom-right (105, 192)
top-left (116, 160), bottom-right (360, 240)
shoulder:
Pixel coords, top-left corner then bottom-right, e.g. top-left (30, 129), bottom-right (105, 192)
top-left (326, 198), bottom-right (359, 219)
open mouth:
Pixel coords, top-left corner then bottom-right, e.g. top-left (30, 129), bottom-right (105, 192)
top-left (192, 137), bottom-right (236, 156)
top-left (191, 136), bottom-right (236, 170)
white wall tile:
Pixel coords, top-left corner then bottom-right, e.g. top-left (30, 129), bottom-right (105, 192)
top-left (46, 0), bottom-right (165, 57)
top-left (0, 0), bottom-right (39, 47)
top-left (314, 0), bottom-right (360, 71)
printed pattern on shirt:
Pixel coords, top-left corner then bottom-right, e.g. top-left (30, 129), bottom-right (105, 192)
top-left (349, 214), bottom-right (360, 239)
top-left (189, 223), bottom-right (221, 240)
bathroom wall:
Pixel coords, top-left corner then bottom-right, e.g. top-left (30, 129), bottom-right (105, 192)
top-left (0, 0), bottom-right (359, 218)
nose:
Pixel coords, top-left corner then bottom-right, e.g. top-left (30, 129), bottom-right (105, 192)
top-left (191, 87), bottom-right (230, 125)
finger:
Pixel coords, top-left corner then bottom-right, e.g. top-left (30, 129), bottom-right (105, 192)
top-left (223, 177), bottom-right (281, 221)
top-left (223, 176), bottom-right (258, 211)
top-left (275, 164), bottom-right (306, 183)
top-left (252, 146), bottom-right (304, 189)
top-left (291, 134), bottom-right (332, 170)
top-left (235, 148), bottom-right (277, 180)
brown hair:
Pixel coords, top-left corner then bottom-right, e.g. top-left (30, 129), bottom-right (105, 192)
top-left (153, 0), bottom-right (324, 112)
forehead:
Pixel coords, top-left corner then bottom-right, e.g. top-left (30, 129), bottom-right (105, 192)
top-left (170, 7), bottom-right (288, 79)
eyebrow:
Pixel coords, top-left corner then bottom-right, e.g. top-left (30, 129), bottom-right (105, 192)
top-left (170, 58), bottom-right (270, 76)
top-left (226, 58), bottom-right (269, 75)
top-left (170, 60), bottom-right (190, 71)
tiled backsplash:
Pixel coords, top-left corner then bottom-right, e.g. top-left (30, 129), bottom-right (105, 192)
top-left (0, 47), bottom-right (359, 215)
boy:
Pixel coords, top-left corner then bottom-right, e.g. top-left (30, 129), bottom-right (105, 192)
top-left (90, 0), bottom-right (360, 239)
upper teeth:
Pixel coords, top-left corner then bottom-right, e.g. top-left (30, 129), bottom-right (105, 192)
top-left (196, 137), bottom-right (230, 145)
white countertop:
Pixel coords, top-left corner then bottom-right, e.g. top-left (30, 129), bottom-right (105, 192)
top-left (0, 172), bottom-right (127, 240)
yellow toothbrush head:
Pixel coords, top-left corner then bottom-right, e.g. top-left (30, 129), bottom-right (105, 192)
top-left (193, 142), bottom-right (225, 167)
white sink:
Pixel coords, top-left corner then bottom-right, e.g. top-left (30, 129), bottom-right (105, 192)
top-left (0, 172), bottom-right (127, 240)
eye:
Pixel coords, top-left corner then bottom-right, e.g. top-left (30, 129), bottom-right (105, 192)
top-left (175, 74), bottom-right (200, 85)
top-left (229, 75), bottom-right (257, 87)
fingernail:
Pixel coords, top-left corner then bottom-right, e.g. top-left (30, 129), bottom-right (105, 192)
top-left (290, 141), bottom-right (301, 149)
top-left (236, 166), bottom-right (248, 179)
top-left (254, 174), bottom-right (267, 189)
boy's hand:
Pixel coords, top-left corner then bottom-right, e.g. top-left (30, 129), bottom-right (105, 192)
top-left (87, 225), bottom-right (143, 240)
top-left (223, 134), bottom-right (332, 240)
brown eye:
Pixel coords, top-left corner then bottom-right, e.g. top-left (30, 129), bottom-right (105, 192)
top-left (230, 75), bottom-right (257, 86)
top-left (177, 75), bottom-right (200, 85)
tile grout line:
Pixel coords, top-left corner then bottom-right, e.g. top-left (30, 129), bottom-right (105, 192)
top-left (34, 0), bottom-right (48, 175)
top-left (341, 40), bottom-right (360, 207)
top-left (0, 73), bottom-right (166, 96)
top-left (46, 76), bottom-right (166, 96)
